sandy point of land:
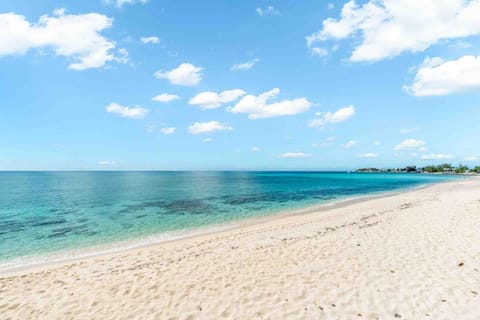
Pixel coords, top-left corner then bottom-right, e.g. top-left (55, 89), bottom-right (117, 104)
top-left (1, 178), bottom-right (480, 320)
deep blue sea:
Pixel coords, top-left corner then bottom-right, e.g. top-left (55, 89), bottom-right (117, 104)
top-left (0, 171), bottom-right (458, 266)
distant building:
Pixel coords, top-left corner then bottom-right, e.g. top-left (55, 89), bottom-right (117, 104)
top-left (406, 166), bottom-right (417, 172)
top-left (443, 167), bottom-right (456, 174)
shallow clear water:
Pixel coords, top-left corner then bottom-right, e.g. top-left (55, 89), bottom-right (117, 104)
top-left (0, 171), bottom-right (458, 262)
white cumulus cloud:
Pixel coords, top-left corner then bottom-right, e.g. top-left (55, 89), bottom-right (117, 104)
top-left (279, 152), bottom-right (311, 158)
top-left (251, 147), bottom-right (261, 152)
top-left (311, 47), bottom-right (328, 57)
top-left (106, 102), bottom-right (148, 119)
top-left (160, 127), bottom-right (176, 135)
top-left (140, 36), bottom-right (159, 44)
top-left (394, 139), bottom-right (426, 151)
top-left (306, 0), bottom-right (480, 62)
top-left (309, 105), bottom-right (355, 127)
top-left (230, 58), bottom-right (259, 71)
top-left (229, 88), bottom-right (312, 119)
top-left (358, 152), bottom-right (378, 158)
top-left (312, 136), bottom-right (336, 148)
top-left (154, 63), bottom-right (203, 86)
top-left (105, 0), bottom-right (148, 8)
top-left (98, 160), bottom-right (116, 166)
top-left (152, 93), bottom-right (179, 103)
top-left (256, 6), bottom-right (280, 16)
top-left (405, 56), bottom-right (480, 96)
top-left (312, 142), bottom-right (329, 148)
top-left (342, 140), bottom-right (359, 149)
top-left (188, 121), bottom-right (233, 135)
top-left (0, 10), bottom-right (126, 70)
top-left (189, 89), bottom-right (246, 109)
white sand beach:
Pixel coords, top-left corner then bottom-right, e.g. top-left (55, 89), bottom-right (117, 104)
top-left (1, 178), bottom-right (479, 319)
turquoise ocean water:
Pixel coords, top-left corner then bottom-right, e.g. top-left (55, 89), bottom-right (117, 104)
top-left (0, 172), bottom-right (458, 266)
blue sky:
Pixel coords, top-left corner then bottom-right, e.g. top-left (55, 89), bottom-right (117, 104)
top-left (1, 0), bottom-right (480, 170)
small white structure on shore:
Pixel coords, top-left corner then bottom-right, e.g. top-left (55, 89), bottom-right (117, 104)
top-left (443, 167), bottom-right (457, 174)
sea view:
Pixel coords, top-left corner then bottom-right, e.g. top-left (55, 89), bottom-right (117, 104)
top-left (0, 171), bottom-right (457, 266)
top-left (2, 1), bottom-right (480, 318)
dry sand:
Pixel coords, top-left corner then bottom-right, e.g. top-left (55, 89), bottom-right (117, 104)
top-left (1, 178), bottom-right (480, 319)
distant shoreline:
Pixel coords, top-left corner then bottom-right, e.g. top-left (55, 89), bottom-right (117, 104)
top-left (356, 164), bottom-right (480, 175)
top-left (356, 170), bottom-right (477, 176)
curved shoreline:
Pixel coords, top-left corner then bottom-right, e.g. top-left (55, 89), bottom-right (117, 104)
top-left (2, 177), bottom-right (479, 319)
top-left (0, 179), bottom-right (452, 276)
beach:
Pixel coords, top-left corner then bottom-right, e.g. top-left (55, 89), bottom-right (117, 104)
top-left (1, 177), bottom-right (479, 319)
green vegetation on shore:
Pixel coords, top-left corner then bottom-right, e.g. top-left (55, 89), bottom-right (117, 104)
top-left (357, 164), bottom-right (480, 174)
top-left (422, 164), bottom-right (469, 173)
